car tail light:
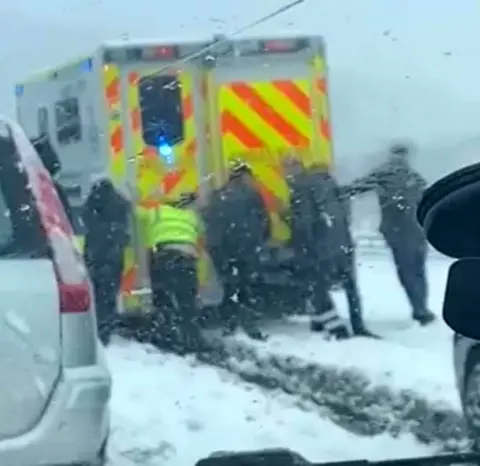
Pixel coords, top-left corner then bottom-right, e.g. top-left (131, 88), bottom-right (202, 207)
top-left (58, 280), bottom-right (91, 313)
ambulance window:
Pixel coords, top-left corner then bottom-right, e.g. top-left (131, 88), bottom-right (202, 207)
top-left (55, 97), bottom-right (82, 145)
top-left (37, 107), bottom-right (48, 135)
top-left (138, 75), bottom-right (184, 146)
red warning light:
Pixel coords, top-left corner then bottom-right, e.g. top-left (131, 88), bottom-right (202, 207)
top-left (142, 46), bottom-right (177, 60)
top-left (152, 46), bottom-right (176, 59)
top-left (262, 39), bottom-right (301, 53)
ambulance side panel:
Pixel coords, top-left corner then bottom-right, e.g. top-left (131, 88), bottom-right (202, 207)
top-left (16, 58), bottom-right (108, 201)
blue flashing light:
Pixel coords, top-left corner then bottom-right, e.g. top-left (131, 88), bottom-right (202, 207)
top-left (15, 84), bottom-right (24, 97)
top-left (80, 58), bottom-right (93, 73)
top-left (157, 135), bottom-right (175, 166)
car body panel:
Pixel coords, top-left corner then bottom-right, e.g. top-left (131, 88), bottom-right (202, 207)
top-left (0, 116), bottom-right (111, 466)
top-left (454, 333), bottom-right (480, 400)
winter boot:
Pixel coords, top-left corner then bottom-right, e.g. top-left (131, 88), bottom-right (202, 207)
top-left (351, 326), bottom-right (381, 339)
top-left (97, 319), bottom-right (114, 346)
top-left (350, 314), bottom-right (380, 339)
top-left (243, 323), bottom-right (268, 341)
top-left (326, 324), bottom-right (351, 340)
top-left (412, 308), bottom-right (436, 326)
top-left (311, 310), bottom-right (350, 340)
top-left (182, 324), bottom-right (211, 354)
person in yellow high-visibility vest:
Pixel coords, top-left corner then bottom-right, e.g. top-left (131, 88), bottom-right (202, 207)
top-left (137, 191), bottom-right (208, 355)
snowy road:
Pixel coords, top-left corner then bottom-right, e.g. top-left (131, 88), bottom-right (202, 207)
top-left (108, 339), bottom-right (434, 466)
top-left (232, 253), bottom-right (457, 407)
top-left (107, 253), bottom-right (461, 465)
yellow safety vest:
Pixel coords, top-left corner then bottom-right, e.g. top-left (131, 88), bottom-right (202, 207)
top-left (137, 204), bottom-right (200, 249)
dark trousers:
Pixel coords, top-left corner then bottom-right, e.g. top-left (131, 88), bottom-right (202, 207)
top-left (308, 264), bottom-right (332, 315)
top-left (387, 240), bottom-right (428, 315)
top-left (336, 250), bottom-right (365, 329)
top-left (89, 258), bottom-right (124, 344)
top-left (220, 257), bottom-right (261, 333)
top-left (309, 251), bottom-right (365, 332)
top-left (149, 248), bottom-right (199, 351)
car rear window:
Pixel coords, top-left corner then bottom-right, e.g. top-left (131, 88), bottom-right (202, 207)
top-left (0, 136), bottom-right (49, 258)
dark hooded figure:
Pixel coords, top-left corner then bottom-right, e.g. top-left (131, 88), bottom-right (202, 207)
top-left (0, 127), bottom-right (46, 257)
top-left (30, 134), bottom-right (73, 225)
top-left (203, 161), bottom-right (270, 340)
top-left (280, 159), bottom-right (336, 325)
top-left (346, 143), bottom-right (435, 325)
top-left (82, 176), bottom-right (131, 344)
top-left (303, 165), bottom-right (376, 338)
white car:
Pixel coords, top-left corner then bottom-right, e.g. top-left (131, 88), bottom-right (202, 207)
top-left (0, 118), bottom-right (111, 466)
top-left (454, 333), bottom-right (480, 449)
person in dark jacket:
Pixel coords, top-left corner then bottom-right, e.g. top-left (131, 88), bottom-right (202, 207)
top-left (82, 175), bottom-right (131, 344)
top-left (302, 165), bottom-right (375, 338)
top-left (204, 160), bottom-right (270, 340)
top-left (346, 143), bottom-right (435, 325)
top-left (282, 159), bottom-right (339, 329)
top-left (0, 127), bottom-right (46, 257)
top-left (30, 134), bottom-right (73, 225)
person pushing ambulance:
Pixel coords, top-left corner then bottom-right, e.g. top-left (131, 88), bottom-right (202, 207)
top-left (134, 186), bottom-right (208, 354)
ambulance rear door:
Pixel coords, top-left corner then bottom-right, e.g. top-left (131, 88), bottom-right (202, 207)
top-left (207, 35), bottom-right (333, 242)
top-left (103, 40), bottom-right (211, 310)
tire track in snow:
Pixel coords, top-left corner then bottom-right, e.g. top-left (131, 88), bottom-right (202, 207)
top-left (195, 336), bottom-right (470, 452)
top-left (107, 339), bottom-right (435, 465)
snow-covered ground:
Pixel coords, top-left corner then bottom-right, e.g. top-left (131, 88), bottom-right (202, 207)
top-left (108, 339), bottom-right (434, 466)
top-left (231, 253), bottom-right (458, 408)
top-left (107, 253), bottom-right (459, 465)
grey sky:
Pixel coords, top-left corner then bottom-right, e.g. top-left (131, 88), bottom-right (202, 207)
top-left (1, 0), bottom-right (479, 177)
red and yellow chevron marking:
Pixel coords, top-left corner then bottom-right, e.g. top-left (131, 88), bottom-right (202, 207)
top-left (127, 70), bottom-right (198, 207)
top-left (103, 65), bottom-right (127, 181)
top-left (102, 65), bottom-right (138, 308)
top-left (313, 55), bottom-right (333, 168)
top-left (220, 80), bottom-right (312, 153)
top-left (219, 79), bottom-right (314, 242)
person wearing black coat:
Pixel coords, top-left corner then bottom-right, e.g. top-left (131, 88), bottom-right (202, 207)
top-left (30, 135), bottom-right (74, 225)
top-left (301, 165), bottom-right (376, 338)
top-left (82, 176), bottom-right (131, 344)
top-left (346, 143), bottom-right (435, 326)
top-left (203, 161), bottom-right (270, 340)
top-left (283, 160), bottom-right (339, 328)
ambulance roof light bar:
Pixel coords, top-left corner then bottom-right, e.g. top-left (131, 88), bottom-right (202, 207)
top-left (262, 39), bottom-right (304, 52)
top-left (102, 40), bottom-right (212, 63)
top-left (141, 45), bottom-right (178, 60)
top-left (230, 37), bottom-right (310, 56)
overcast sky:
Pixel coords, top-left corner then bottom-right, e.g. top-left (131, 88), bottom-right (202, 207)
top-left (1, 0), bottom-right (479, 178)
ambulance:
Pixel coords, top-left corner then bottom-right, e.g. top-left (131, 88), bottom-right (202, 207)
top-left (15, 33), bottom-right (334, 314)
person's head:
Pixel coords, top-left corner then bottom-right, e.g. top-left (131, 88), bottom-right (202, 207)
top-left (228, 159), bottom-right (253, 184)
top-left (174, 191), bottom-right (197, 209)
top-left (388, 142), bottom-right (413, 164)
top-left (89, 172), bottom-right (132, 204)
top-left (307, 162), bottom-right (331, 176)
top-left (282, 156), bottom-right (303, 177)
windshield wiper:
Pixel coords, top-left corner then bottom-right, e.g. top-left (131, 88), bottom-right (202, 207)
top-left (196, 449), bottom-right (480, 466)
